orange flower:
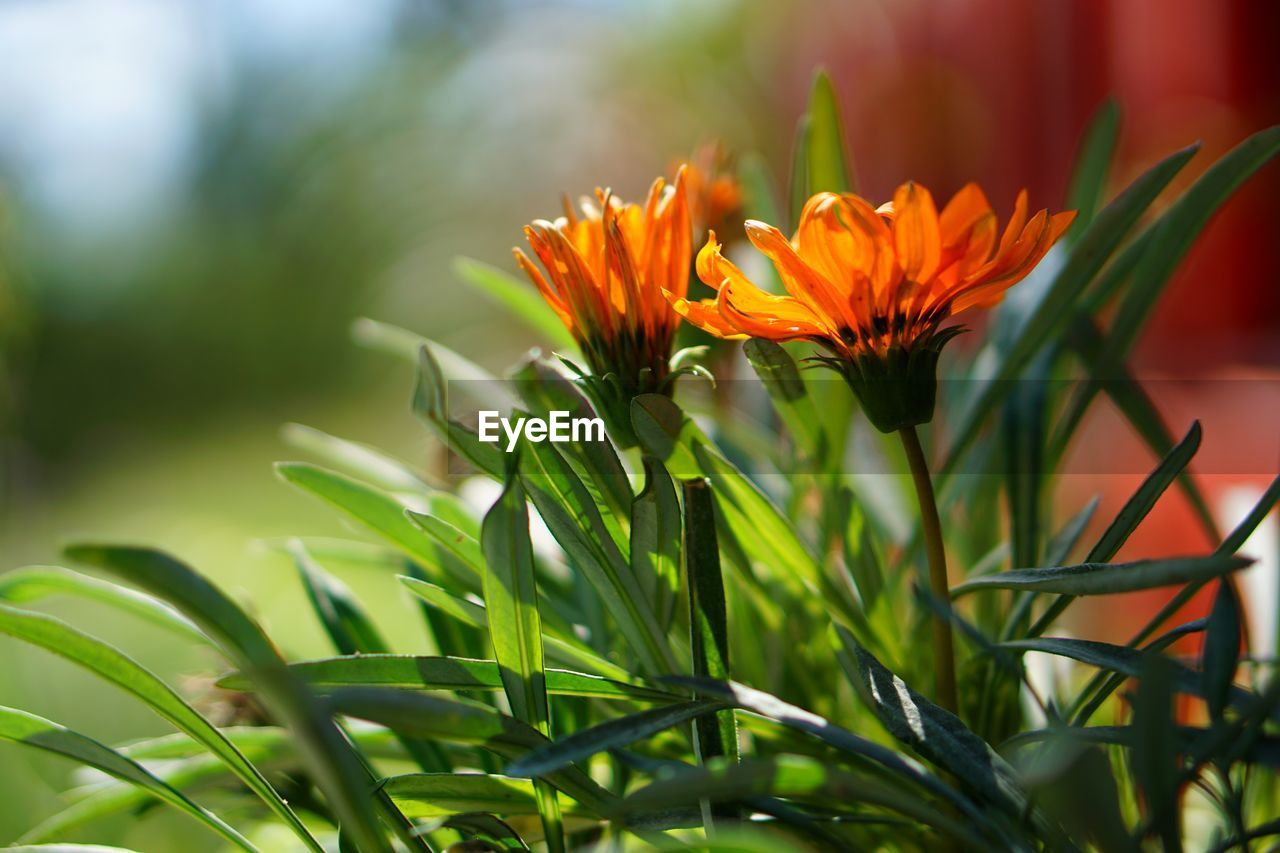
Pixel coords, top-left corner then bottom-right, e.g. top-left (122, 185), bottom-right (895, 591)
top-left (670, 182), bottom-right (1075, 430)
top-left (680, 143), bottom-right (743, 241)
top-left (515, 168), bottom-right (691, 441)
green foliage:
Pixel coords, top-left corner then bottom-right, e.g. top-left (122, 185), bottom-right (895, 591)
top-left (1, 88), bottom-right (1277, 852)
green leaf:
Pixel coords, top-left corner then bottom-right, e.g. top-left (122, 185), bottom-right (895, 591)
top-left (0, 602), bottom-right (320, 852)
top-left (454, 256), bottom-right (578, 352)
top-left (290, 540), bottom-right (390, 656)
top-left (481, 460), bottom-right (565, 850)
top-left (631, 457), bottom-right (681, 632)
top-left (1024, 421), bottom-right (1206, 635)
top-left (631, 395), bottom-right (823, 596)
top-left (835, 635), bottom-right (1032, 822)
top-left (742, 339), bottom-right (824, 464)
top-left (519, 437), bottom-right (676, 675)
top-left (0, 566), bottom-right (204, 643)
top-left (397, 575), bottom-right (630, 681)
top-left (1064, 98), bottom-right (1120, 233)
top-left (954, 553), bottom-right (1249, 597)
top-left (412, 344), bottom-right (505, 477)
top-left (682, 479), bottom-right (738, 769)
top-left (508, 700), bottom-right (724, 778)
top-left (277, 461), bottom-right (475, 591)
top-left (216, 655), bottom-right (675, 702)
top-left (666, 672), bottom-right (987, 827)
top-left (64, 545), bottom-right (391, 853)
top-left (941, 143), bottom-right (1199, 477)
top-left (20, 727), bottom-right (402, 844)
top-left (617, 755), bottom-right (989, 849)
top-left (327, 687), bottom-right (616, 816)
top-left (0, 705), bottom-right (254, 851)
top-left (384, 772), bottom-right (590, 818)
top-left (1001, 637), bottom-right (1260, 716)
top-left (1101, 126), bottom-right (1280, 371)
top-left (1202, 581), bottom-right (1243, 722)
top-left (804, 71), bottom-right (856, 193)
top-left (405, 511), bottom-right (485, 575)
top-left (1132, 654), bottom-right (1182, 851)
top-left (509, 357), bottom-right (632, 524)
top-left (398, 575), bottom-right (487, 628)
top-left (282, 422), bottom-right (435, 494)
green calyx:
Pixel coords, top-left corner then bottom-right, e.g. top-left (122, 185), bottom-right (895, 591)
top-left (817, 327), bottom-right (965, 433)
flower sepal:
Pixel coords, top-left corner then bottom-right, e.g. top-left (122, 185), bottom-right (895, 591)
top-left (555, 354), bottom-right (641, 448)
top-left (815, 326), bottom-right (967, 433)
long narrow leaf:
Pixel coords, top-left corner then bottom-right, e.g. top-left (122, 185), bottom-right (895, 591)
top-left (0, 705), bottom-right (254, 852)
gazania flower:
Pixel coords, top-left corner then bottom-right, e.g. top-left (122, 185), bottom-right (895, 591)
top-left (515, 168), bottom-right (691, 442)
top-left (670, 182), bottom-right (1075, 431)
top-left (680, 143), bottom-right (743, 242)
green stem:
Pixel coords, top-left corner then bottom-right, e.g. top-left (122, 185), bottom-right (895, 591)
top-left (899, 425), bottom-right (959, 715)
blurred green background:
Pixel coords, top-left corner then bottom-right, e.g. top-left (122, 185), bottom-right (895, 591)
top-left (1, 0), bottom-right (1275, 847)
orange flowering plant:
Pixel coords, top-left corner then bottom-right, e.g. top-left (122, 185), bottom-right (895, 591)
top-left (675, 183), bottom-right (1075, 432)
top-left (3, 73), bottom-right (1278, 853)
top-left (514, 169), bottom-right (706, 445)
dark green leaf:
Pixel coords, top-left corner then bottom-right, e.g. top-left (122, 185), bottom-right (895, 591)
top-left (941, 143), bottom-right (1198, 476)
top-left (954, 553), bottom-right (1249, 597)
top-left (290, 540), bottom-right (389, 656)
top-left (1132, 654), bottom-right (1182, 851)
top-left (617, 755), bottom-right (989, 849)
top-left (327, 687), bottom-right (615, 816)
top-left (1202, 581), bottom-right (1243, 722)
top-left (682, 479), bottom-right (737, 769)
top-left (508, 701), bottom-right (724, 778)
top-left (1064, 98), bottom-right (1120, 233)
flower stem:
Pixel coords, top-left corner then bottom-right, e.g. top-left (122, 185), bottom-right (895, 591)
top-left (899, 425), bottom-right (959, 715)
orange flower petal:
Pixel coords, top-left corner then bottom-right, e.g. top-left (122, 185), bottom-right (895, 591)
top-left (796, 192), bottom-right (897, 308)
top-left (696, 231), bottom-right (755, 295)
top-left (664, 289), bottom-right (747, 339)
top-left (745, 219), bottom-right (859, 333)
top-left (514, 247), bottom-right (573, 331)
top-left (892, 181), bottom-right (942, 284)
top-left (718, 282), bottom-right (831, 341)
